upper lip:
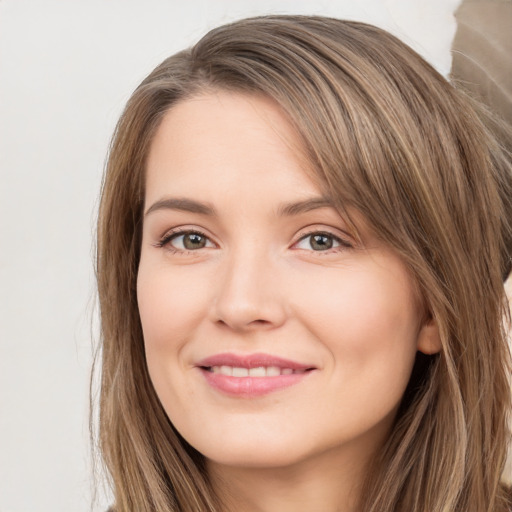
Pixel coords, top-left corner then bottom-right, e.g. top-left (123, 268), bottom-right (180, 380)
top-left (196, 352), bottom-right (315, 371)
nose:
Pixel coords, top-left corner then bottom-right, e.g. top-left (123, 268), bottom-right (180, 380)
top-left (210, 247), bottom-right (287, 332)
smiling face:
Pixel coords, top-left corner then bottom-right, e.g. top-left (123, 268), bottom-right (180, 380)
top-left (137, 91), bottom-right (439, 473)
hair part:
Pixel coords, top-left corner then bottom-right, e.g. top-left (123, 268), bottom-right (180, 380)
top-left (95, 15), bottom-right (512, 512)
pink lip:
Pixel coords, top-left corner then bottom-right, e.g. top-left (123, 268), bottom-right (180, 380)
top-left (197, 352), bottom-right (312, 370)
top-left (196, 352), bottom-right (315, 398)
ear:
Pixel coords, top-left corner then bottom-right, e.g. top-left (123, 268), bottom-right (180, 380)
top-left (416, 317), bottom-right (442, 355)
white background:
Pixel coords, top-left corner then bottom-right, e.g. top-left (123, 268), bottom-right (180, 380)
top-left (0, 1), bottom-right (461, 511)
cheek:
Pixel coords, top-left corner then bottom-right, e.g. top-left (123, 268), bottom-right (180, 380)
top-left (293, 265), bottom-right (420, 388)
top-left (137, 262), bottom-right (208, 361)
top-left (136, 261), bottom-right (212, 422)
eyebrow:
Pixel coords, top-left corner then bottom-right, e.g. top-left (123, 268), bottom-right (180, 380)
top-left (144, 196), bottom-right (334, 218)
top-left (276, 197), bottom-right (334, 216)
top-left (145, 197), bottom-right (217, 217)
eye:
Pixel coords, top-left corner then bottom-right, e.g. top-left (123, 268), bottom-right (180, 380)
top-left (158, 230), bottom-right (215, 252)
top-left (294, 232), bottom-right (350, 251)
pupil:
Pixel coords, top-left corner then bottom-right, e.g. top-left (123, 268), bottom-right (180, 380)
top-left (184, 233), bottom-right (206, 250)
top-left (311, 234), bottom-right (332, 251)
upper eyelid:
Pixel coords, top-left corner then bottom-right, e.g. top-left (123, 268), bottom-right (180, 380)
top-left (154, 225), bottom-right (353, 249)
top-left (154, 227), bottom-right (217, 251)
top-left (294, 226), bottom-right (353, 244)
top-left (292, 231), bottom-right (352, 251)
top-left (159, 226), bottom-right (214, 241)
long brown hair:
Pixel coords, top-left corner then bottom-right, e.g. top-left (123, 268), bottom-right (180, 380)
top-left (95, 15), bottom-right (512, 512)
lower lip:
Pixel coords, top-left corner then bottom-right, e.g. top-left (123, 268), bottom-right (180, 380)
top-left (199, 368), bottom-right (312, 397)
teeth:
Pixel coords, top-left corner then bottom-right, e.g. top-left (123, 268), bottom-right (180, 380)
top-left (232, 367), bottom-right (249, 377)
top-left (248, 367), bottom-right (266, 377)
top-left (220, 365), bottom-right (232, 376)
top-left (209, 366), bottom-right (300, 377)
top-left (266, 366), bottom-right (281, 377)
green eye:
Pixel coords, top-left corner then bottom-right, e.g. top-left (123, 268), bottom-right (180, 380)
top-left (309, 234), bottom-right (335, 251)
top-left (294, 232), bottom-right (349, 252)
top-left (161, 231), bottom-right (214, 251)
top-left (181, 233), bottom-right (207, 250)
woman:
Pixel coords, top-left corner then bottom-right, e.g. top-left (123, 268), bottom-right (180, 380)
top-left (95, 15), bottom-right (512, 512)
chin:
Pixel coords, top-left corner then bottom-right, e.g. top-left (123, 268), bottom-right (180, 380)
top-left (178, 424), bottom-right (307, 469)
top-left (203, 444), bottom-right (309, 470)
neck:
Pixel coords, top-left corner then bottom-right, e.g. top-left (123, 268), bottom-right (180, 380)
top-left (207, 443), bottom-right (373, 512)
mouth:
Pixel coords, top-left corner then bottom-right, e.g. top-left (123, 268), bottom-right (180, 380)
top-left (203, 365), bottom-right (310, 377)
top-left (196, 353), bottom-right (316, 397)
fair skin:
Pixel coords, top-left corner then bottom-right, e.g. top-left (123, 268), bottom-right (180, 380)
top-left (137, 91), bottom-right (440, 512)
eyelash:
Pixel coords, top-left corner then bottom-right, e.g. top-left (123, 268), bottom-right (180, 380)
top-left (294, 230), bottom-right (353, 253)
top-left (154, 229), bottom-right (213, 254)
top-left (154, 228), bottom-right (353, 254)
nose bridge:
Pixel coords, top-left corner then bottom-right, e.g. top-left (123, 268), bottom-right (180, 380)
top-left (211, 240), bottom-right (285, 330)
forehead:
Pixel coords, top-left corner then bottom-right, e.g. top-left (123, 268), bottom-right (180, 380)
top-left (144, 91), bottom-right (318, 206)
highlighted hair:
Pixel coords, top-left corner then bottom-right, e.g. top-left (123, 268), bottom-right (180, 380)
top-left (95, 15), bottom-right (512, 511)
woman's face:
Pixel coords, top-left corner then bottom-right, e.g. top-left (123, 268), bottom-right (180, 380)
top-left (137, 91), bottom-right (439, 471)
